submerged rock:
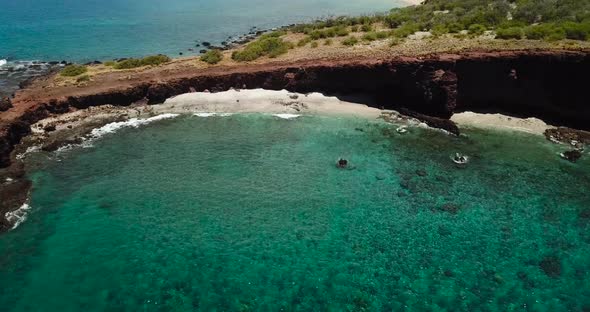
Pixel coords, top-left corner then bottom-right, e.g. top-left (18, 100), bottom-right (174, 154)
top-left (437, 203), bottom-right (461, 214)
top-left (336, 158), bottom-right (348, 169)
top-left (579, 208), bottom-right (590, 220)
top-left (539, 255), bottom-right (562, 277)
top-left (560, 150), bottom-right (582, 163)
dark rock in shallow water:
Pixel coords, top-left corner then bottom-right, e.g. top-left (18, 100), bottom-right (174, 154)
top-left (84, 60), bottom-right (102, 65)
top-left (179, 52), bottom-right (183, 55)
top-left (561, 150), bottom-right (582, 163)
top-left (416, 169), bottom-right (427, 177)
top-left (540, 255), bottom-right (561, 277)
top-left (579, 208), bottom-right (590, 220)
top-left (545, 127), bottom-right (590, 145)
top-left (437, 203), bottom-right (461, 214)
top-left (41, 137), bottom-right (83, 152)
top-left (202, 42), bottom-right (211, 47)
top-left (199, 50), bottom-right (207, 54)
top-left (399, 108), bottom-right (460, 135)
top-left (437, 225), bottom-right (452, 236)
top-left (0, 97), bottom-right (12, 112)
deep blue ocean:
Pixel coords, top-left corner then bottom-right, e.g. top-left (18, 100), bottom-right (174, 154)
top-left (0, 0), bottom-right (401, 63)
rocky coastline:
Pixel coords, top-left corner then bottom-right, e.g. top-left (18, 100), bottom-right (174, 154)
top-left (1, 49), bottom-right (590, 231)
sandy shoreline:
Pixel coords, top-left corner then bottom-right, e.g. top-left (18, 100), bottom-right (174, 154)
top-left (451, 112), bottom-right (554, 135)
top-left (1, 88), bottom-right (584, 232)
top-left (19, 89), bottom-right (554, 160)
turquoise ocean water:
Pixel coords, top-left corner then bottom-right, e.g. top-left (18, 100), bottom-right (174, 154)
top-left (0, 0), bottom-right (400, 62)
top-left (0, 0), bottom-right (401, 97)
top-left (1, 114), bottom-right (589, 311)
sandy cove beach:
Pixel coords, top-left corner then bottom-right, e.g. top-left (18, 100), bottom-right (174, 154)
top-left (19, 89), bottom-right (554, 159)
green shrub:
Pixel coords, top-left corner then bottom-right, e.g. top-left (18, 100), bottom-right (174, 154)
top-left (468, 24), bottom-right (486, 36)
top-left (200, 49), bottom-right (223, 64)
top-left (311, 41), bottom-right (319, 48)
top-left (259, 31), bottom-right (287, 40)
top-left (76, 74), bottom-right (90, 82)
top-left (342, 36), bottom-right (359, 46)
top-left (496, 27), bottom-right (523, 39)
top-left (389, 38), bottom-right (403, 47)
top-left (324, 39), bottom-right (333, 46)
top-left (547, 27), bottom-right (566, 41)
top-left (231, 37), bottom-right (293, 61)
top-left (335, 26), bottom-right (350, 36)
top-left (351, 25), bottom-right (359, 32)
top-left (385, 13), bottom-right (405, 28)
top-left (309, 26), bottom-right (350, 40)
top-left (103, 61), bottom-right (116, 67)
top-left (361, 24), bottom-right (373, 32)
top-left (114, 59), bottom-right (143, 69)
top-left (113, 55), bottom-right (170, 69)
top-left (525, 24), bottom-right (552, 40)
top-left (432, 24), bottom-right (450, 37)
top-left (297, 37), bottom-right (312, 47)
top-left (392, 23), bottom-right (420, 38)
top-left (60, 64), bottom-right (87, 77)
top-left (376, 31), bottom-right (390, 39)
top-left (362, 32), bottom-right (378, 41)
top-left (563, 22), bottom-right (588, 41)
top-left (447, 22), bottom-right (464, 33)
top-left (140, 55), bottom-right (171, 66)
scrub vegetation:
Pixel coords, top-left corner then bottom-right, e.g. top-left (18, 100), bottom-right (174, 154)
top-left (200, 50), bottom-right (223, 64)
top-left (60, 64), bottom-right (87, 77)
top-left (113, 55), bottom-right (171, 69)
top-left (287, 0), bottom-right (590, 44)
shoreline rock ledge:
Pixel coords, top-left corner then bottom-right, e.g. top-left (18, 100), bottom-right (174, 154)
top-left (0, 49), bottom-right (590, 231)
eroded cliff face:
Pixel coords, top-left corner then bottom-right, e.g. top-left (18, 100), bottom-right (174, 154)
top-left (0, 50), bottom-right (589, 170)
top-left (455, 52), bottom-right (590, 130)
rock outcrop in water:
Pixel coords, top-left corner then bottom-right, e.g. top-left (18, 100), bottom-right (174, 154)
top-left (0, 49), bottom-right (589, 231)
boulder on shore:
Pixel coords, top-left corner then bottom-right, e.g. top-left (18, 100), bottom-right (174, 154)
top-left (0, 97), bottom-right (12, 112)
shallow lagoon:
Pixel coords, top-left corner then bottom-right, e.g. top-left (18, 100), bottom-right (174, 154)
top-left (1, 114), bottom-right (589, 311)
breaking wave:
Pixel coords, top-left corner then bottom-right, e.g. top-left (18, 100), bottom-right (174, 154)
top-left (5, 203), bottom-right (32, 230)
top-left (273, 113), bottom-right (300, 119)
top-left (89, 114), bottom-right (180, 139)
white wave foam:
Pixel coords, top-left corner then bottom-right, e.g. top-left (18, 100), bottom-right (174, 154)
top-left (89, 113), bottom-right (179, 139)
top-left (0, 59), bottom-right (6, 67)
top-left (194, 113), bottom-right (217, 117)
top-left (16, 145), bottom-right (41, 160)
top-left (5, 203), bottom-right (32, 230)
top-left (273, 113), bottom-right (300, 120)
top-left (51, 114), bottom-right (179, 155)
